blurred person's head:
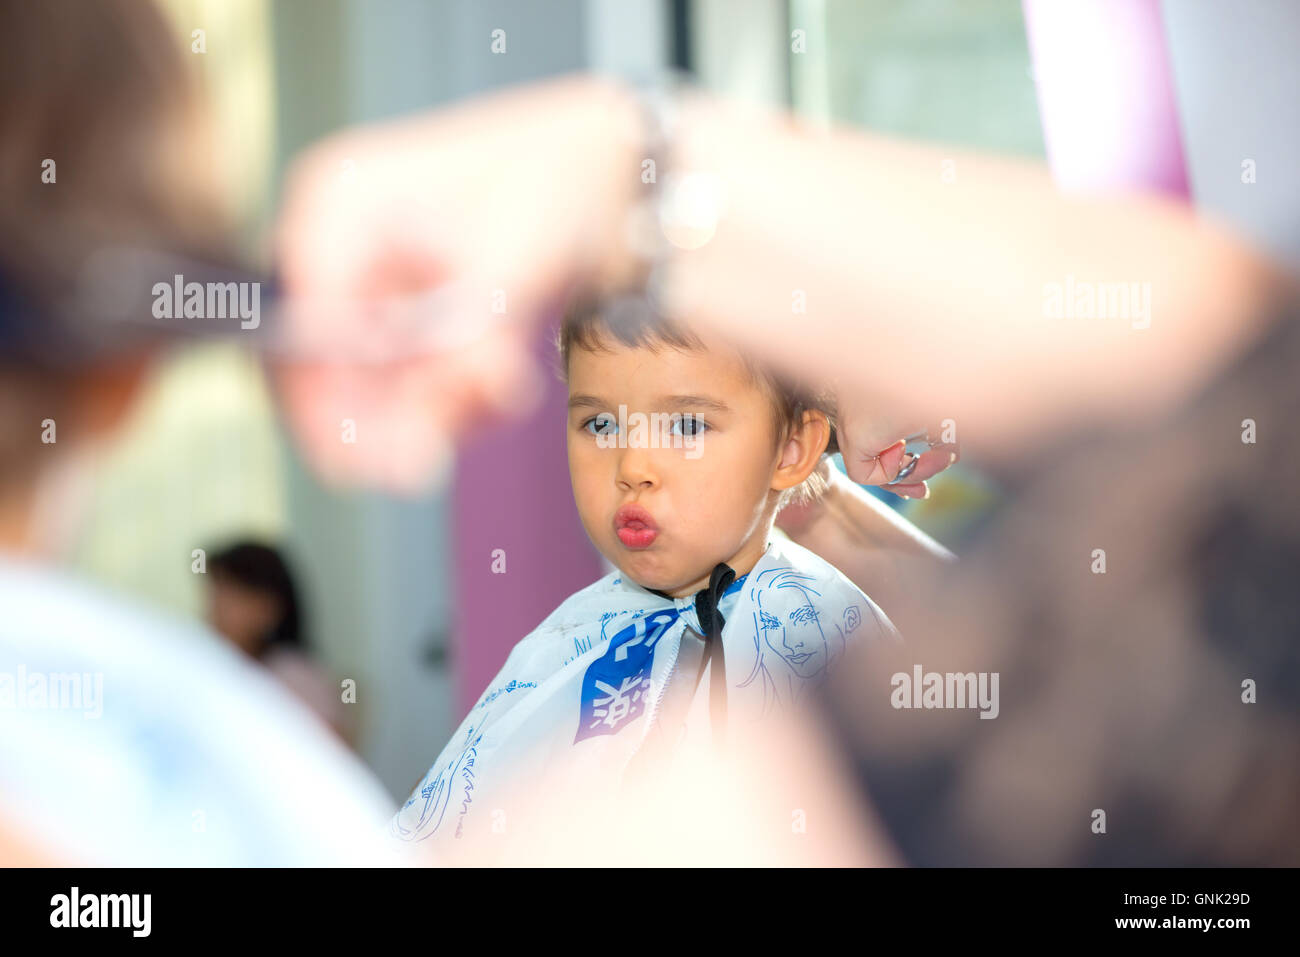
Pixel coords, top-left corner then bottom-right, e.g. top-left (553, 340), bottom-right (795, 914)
top-left (558, 294), bottom-right (837, 597)
top-left (205, 542), bottom-right (305, 660)
top-left (0, 0), bottom-right (232, 552)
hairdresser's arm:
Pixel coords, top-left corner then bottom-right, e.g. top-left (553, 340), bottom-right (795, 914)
top-left (654, 85), bottom-right (1287, 460)
top-left (276, 74), bottom-right (1287, 490)
top-left (777, 461), bottom-right (954, 612)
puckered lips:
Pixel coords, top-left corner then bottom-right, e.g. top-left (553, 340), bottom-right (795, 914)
top-left (614, 503), bottom-right (658, 549)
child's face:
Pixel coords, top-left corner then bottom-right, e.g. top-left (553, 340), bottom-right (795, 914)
top-left (567, 334), bottom-right (785, 598)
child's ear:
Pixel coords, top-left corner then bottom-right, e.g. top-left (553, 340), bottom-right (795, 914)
top-left (772, 410), bottom-right (831, 492)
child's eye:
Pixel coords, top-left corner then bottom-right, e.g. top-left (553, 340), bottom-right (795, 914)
top-left (583, 414), bottom-right (618, 436)
top-left (670, 414), bottom-right (709, 437)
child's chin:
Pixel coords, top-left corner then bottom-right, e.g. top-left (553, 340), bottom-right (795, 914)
top-left (611, 552), bottom-right (677, 593)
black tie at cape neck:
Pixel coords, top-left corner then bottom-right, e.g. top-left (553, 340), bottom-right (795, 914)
top-left (652, 561), bottom-right (736, 747)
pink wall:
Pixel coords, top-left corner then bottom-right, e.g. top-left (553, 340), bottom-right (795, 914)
top-left (451, 319), bottom-right (604, 716)
top-left (1023, 0), bottom-right (1190, 199)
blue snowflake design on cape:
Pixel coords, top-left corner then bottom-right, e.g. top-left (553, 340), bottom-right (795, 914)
top-left (574, 608), bottom-right (681, 742)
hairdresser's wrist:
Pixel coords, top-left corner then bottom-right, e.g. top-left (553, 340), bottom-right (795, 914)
top-left (558, 74), bottom-right (649, 294)
top-left (643, 86), bottom-right (819, 349)
top-left (568, 74), bottom-right (758, 299)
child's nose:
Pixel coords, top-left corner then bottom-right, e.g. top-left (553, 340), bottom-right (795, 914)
top-left (615, 446), bottom-right (659, 491)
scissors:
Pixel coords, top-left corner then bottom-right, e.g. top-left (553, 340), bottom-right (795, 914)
top-left (882, 430), bottom-right (957, 486)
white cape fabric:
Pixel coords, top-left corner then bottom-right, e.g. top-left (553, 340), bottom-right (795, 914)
top-left (391, 535), bottom-right (899, 849)
top-left (0, 556), bottom-right (394, 866)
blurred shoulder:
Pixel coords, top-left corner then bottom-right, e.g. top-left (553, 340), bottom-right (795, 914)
top-left (0, 556), bottom-right (392, 865)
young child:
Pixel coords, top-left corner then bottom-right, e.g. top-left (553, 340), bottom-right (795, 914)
top-left (390, 296), bottom-right (899, 852)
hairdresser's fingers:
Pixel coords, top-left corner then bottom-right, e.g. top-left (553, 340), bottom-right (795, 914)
top-left (840, 416), bottom-right (961, 490)
top-left (870, 445), bottom-right (958, 499)
top-left (276, 76), bottom-right (637, 345)
top-left (836, 394), bottom-right (921, 485)
top-left (835, 392), bottom-right (916, 457)
top-left (889, 481), bottom-right (929, 500)
top-left (901, 445), bottom-right (959, 484)
top-left (373, 344), bottom-right (539, 495)
top-left (274, 323), bottom-right (545, 495)
top-left (273, 357), bottom-right (429, 492)
top-left (842, 439), bottom-right (909, 486)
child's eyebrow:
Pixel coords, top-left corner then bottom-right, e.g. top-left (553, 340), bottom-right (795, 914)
top-left (566, 393), bottom-right (732, 414)
top-left (654, 394), bottom-right (732, 414)
top-left (567, 393), bottom-right (608, 412)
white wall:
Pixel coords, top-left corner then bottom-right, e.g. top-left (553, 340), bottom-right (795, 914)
top-left (1164, 0), bottom-right (1300, 268)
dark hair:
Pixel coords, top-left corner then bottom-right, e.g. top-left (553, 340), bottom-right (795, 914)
top-left (556, 288), bottom-right (839, 507)
top-left (0, 0), bottom-right (236, 489)
top-left (0, 0), bottom-right (233, 368)
top-left (208, 542), bottom-right (305, 652)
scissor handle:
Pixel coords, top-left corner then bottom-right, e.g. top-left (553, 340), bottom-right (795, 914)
top-left (883, 430), bottom-right (950, 485)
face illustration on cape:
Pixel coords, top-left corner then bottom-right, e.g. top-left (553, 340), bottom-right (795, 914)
top-left (755, 576), bottom-right (830, 680)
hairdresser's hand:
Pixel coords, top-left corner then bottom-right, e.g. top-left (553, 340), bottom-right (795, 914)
top-left (273, 75), bottom-right (640, 493)
top-left (836, 398), bottom-right (959, 500)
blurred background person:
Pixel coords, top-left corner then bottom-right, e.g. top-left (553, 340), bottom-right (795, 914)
top-left (205, 541), bottom-right (355, 746)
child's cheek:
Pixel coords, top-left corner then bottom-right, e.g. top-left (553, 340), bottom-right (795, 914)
top-left (567, 452), bottom-right (601, 520)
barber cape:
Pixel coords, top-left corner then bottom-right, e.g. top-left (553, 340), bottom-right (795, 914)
top-left (390, 535), bottom-right (898, 850)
